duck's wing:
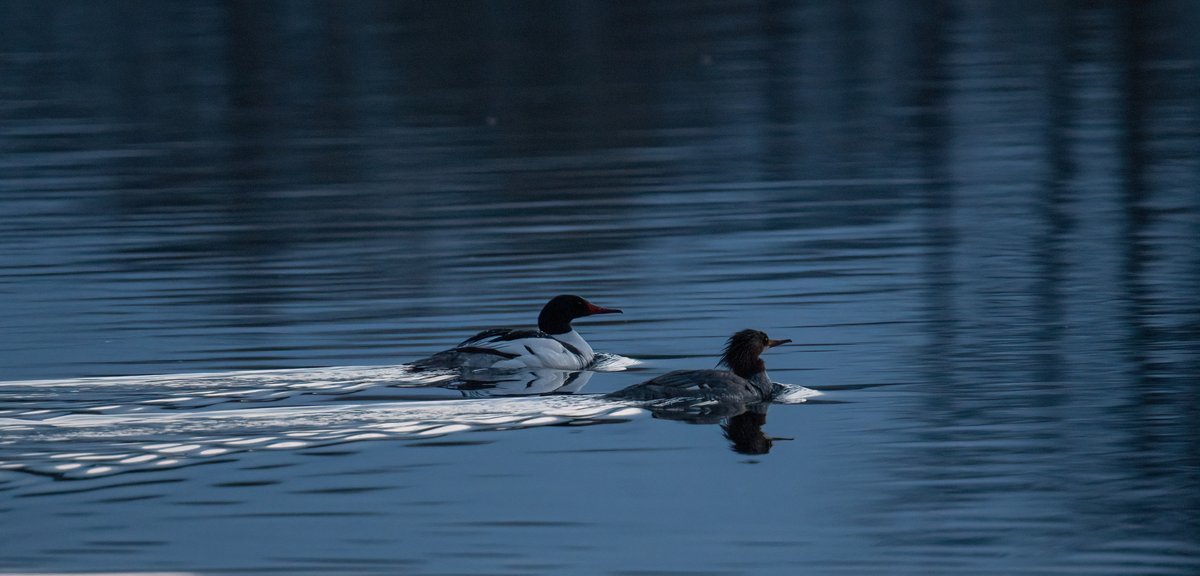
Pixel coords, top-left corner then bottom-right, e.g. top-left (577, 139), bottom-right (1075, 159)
top-left (457, 328), bottom-right (581, 361)
top-left (457, 328), bottom-right (547, 347)
top-left (409, 346), bottom-right (521, 370)
top-left (412, 328), bottom-right (585, 370)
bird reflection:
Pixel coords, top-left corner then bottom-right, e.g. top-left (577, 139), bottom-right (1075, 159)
top-left (638, 399), bottom-right (783, 455)
top-left (447, 369), bottom-right (593, 398)
top-left (721, 405), bottom-right (781, 455)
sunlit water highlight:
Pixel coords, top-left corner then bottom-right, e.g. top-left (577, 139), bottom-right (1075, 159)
top-left (4, 355), bottom-right (802, 480)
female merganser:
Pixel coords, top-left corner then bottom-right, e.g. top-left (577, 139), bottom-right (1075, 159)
top-left (412, 295), bottom-right (622, 370)
top-left (606, 329), bottom-right (790, 404)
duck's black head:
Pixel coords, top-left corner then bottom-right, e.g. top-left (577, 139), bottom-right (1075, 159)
top-left (718, 329), bottom-right (791, 379)
top-left (537, 295), bottom-right (622, 335)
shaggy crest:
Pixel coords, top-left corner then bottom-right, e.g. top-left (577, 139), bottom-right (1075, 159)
top-left (718, 329), bottom-right (769, 379)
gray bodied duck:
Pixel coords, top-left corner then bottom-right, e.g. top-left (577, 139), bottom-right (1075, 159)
top-left (606, 329), bottom-right (791, 404)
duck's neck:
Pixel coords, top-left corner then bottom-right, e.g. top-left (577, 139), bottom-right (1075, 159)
top-left (727, 357), bottom-right (764, 380)
top-left (538, 307), bottom-right (573, 335)
top-left (551, 329), bottom-right (594, 360)
top-left (746, 371), bottom-right (774, 400)
top-left (726, 356), bottom-right (773, 400)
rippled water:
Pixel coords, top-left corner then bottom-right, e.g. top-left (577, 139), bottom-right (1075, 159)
top-left (2, 2), bottom-right (1199, 575)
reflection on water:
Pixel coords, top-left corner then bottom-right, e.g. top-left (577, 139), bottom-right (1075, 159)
top-left (2, 1), bottom-right (1199, 574)
top-left (0, 356), bottom-right (816, 479)
top-left (0, 385), bottom-right (645, 480)
top-left (722, 407), bottom-right (778, 456)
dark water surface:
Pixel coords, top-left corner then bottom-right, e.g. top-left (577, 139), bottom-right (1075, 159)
top-left (2, 2), bottom-right (1199, 574)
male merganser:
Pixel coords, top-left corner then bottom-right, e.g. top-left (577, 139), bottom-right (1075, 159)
top-left (606, 329), bottom-right (790, 404)
top-left (412, 295), bottom-right (622, 370)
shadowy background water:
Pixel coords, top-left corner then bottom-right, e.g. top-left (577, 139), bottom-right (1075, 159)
top-left (2, 1), bottom-right (1199, 574)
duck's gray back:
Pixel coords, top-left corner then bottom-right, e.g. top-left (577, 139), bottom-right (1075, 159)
top-left (605, 369), bottom-right (762, 403)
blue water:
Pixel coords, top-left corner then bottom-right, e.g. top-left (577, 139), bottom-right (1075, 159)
top-left (2, 2), bottom-right (1199, 574)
